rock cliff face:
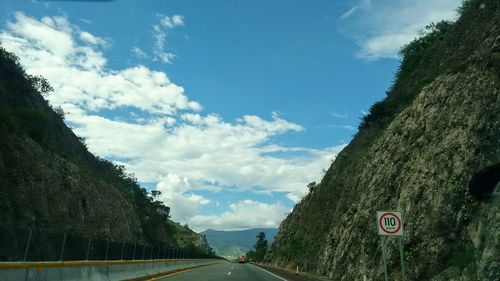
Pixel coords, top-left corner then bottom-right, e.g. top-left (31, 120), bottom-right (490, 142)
top-left (267, 1), bottom-right (499, 280)
top-left (0, 44), bottom-right (205, 250)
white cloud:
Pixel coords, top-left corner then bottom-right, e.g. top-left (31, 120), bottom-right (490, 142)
top-left (131, 46), bottom-right (148, 59)
top-left (0, 13), bottom-right (345, 231)
top-left (328, 125), bottom-right (356, 131)
top-left (190, 200), bottom-right (290, 231)
top-left (0, 12), bottom-right (200, 115)
top-left (78, 18), bottom-right (92, 25)
top-left (70, 110), bottom-right (340, 201)
top-left (340, 0), bottom-right (371, 20)
top-left (155, 173), bottom-right (210, 223)
top-left (332, 112), bottom-right (349, 119)
top-left (160, 14), bottom-right (184, 29)
top-left (79, 31), bottom-right (107, 46)
top-left (342, 0), bottom-right (462, 60)
top-left (152, 14), bottom-right (185, 64)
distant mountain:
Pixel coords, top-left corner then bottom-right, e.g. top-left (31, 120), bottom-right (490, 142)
top-left (202, 228), bottom-right (278, 259)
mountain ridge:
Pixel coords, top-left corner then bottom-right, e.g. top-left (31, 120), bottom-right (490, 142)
top-left (202, 228), bottom-right (278, 259)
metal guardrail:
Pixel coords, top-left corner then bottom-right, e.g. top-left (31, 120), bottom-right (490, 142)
top-left (0, 225), bottom-right (217, 262)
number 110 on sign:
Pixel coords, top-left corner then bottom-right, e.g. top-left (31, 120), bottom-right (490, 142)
top-left (377, 211), bottom-right (403, 236)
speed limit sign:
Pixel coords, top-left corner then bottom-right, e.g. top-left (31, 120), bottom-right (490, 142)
top-left (377, 211), bottom-right (403, 236)
top-left (377, 211), bottom-right (405, 281)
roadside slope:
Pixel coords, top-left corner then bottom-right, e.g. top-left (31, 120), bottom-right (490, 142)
top-left (267, 1), bottom-right (499, 280)
top-left (0, 45), bottom-right (208, 253)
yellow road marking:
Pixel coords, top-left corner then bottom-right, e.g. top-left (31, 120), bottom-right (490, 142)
top-left (0, 259), bottom-right (218, 270)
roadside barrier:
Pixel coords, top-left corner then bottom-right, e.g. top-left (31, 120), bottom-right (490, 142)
top-left (0, 259), bottom-right (219, 281)
top-left (0, 224), bottom-right (223, 280)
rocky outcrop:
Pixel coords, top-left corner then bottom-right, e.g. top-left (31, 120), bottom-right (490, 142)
top-left (267, 1), bottom-right (499, 280)
top-left (0, 134), bottom-right (143, 242)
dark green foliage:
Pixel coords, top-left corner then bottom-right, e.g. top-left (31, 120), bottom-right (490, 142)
top-left (307, 181), bottom-right (317, 193)
top-left (447, 243), bottom-right (476, 269)
top-left (253, 232), bottom-right (268, 262)
top-left (399, 21), bottom-right (453, 62)
top-left (359, 0), bottom-right (499, 132)
top-left (245, 249), bottom-right (256, 261)
top-left (246, 232), bottom-right (269, 262)
top-left (52, 105), bottom-right (65, 120)
top-left (15, 108), bottom-right (49, 143)
top-left (28, 75), bottom-right (54, 96)
top-left (359, 20), bottom-right (453, 130)
top-left (457, 0), bottom-right (482, 16)
top-left (283, 237), bottom-right (302, 259)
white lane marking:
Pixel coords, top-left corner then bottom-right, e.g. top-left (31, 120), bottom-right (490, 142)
top-left (227, 271), bottom-right (232, 275)
top-left (250, 264), bottom-right (289, 281)
top-left (231, 265), bottom-right (235, 270)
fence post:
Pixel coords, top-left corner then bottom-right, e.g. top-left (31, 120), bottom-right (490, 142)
top-left (157, 246), bottom-right (160, 259)
top-left (150, 246), bottom-right (153, 260)
top-left (59, 233), bottom-right (67, 261)
top-left (142, 244), bottom-right (146, 260)
top-left (23, 229), bottom-right (33, 262)
top-left (86, 238), bottom-right (92, 261)
top-left (120, 241), bottom-right (125, 260)
top-left (104, 240), bottom-right (109, 260)
top-left (163, 245), bottom-right (166, 260)
top-left (132, 242), bottom-right (137, 260)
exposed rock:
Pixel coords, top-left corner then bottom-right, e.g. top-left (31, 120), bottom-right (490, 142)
top-left (267, 1), bottom-right (499, 280)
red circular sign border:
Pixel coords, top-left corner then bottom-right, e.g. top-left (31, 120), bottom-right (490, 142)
top-left (379, 212), bottom-right (401, 234)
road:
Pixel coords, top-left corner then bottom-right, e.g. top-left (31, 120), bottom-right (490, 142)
top-left (156, 262), bottom-right (288, 281)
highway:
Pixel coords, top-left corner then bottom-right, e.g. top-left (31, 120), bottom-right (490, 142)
top-left (156, 262), bottom-right (288, 281)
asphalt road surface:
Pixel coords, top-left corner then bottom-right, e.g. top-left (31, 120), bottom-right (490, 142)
top-left (157, 262), bottom-right (288, 281)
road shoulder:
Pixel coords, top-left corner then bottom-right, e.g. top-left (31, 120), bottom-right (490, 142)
top-left (252, 263), bottom-right (330, 281)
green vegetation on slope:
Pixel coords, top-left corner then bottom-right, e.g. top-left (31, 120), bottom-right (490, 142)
top-left (245, 232), bottom-right (269, 262)
top-left (360, 0), bottom-right (499, 133)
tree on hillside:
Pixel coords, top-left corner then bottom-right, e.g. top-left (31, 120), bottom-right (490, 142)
top-left (151, 190), bottom-right (161, 201)
top-left (253, 231), bottom-right (268, 262)
top-left (245, 249), bottom-right (256, 261)
top-left (307, 181), bottom-right (317, 193)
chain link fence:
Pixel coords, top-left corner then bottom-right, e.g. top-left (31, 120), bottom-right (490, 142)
top-left (0, 225), bottom-right (218, 262)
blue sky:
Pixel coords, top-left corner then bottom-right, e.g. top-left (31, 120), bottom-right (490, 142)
top-left (0, 0), bottom-right (462, 231)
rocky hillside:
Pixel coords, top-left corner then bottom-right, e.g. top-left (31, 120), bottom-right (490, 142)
top-left (0, 45), bottom-right (209, 253)
top-left (267, 1), bottom-right (499, 280)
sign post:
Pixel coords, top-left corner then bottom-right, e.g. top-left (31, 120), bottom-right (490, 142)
top-left (380, 235), bottom-right (389, 281)
top-left (376, 211), bottom-right (405, 281)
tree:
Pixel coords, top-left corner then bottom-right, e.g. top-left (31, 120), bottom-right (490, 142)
top-left (28, 75), bottom-right (53, 96)
top-left (307, 181), bottom-right (317, 193)
top-left (151, 190), bottom-right (161, 201)
top-left (53, 106), bottom-right (65, 120)
top-left (253, 232), bottom-right (268, 262)
top-left (245, 250), bottom-right (256, 261)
